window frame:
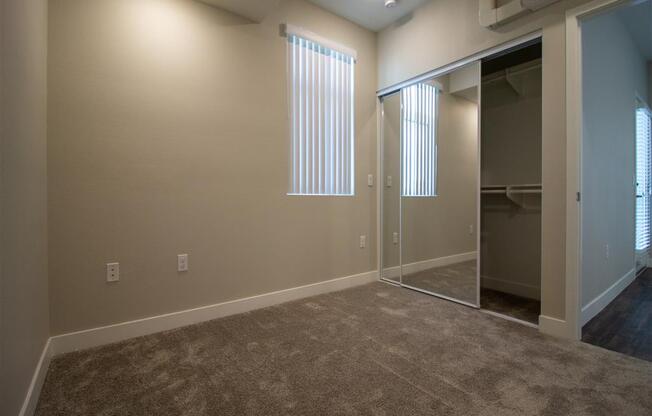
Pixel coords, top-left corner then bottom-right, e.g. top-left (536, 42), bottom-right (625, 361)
top-left (285, 27), bottom-right (356, 197)
top-left (635, 99), bottom-right (652, 253)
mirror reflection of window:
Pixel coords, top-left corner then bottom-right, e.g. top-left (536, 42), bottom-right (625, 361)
top-left (401, 83), bottom-right (439, 198)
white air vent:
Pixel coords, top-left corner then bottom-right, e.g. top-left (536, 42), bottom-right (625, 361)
top-left (480, 0), bottom-right (562, 28)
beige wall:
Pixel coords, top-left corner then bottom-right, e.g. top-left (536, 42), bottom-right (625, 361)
top-left (48, 0), bottom-right (377, 335)
top-left (581, 11), bottom-right (649, 307)
top-left (377, 0), bottom-right (596, 321)
top-left (0, 0), bottom-right (49, 414)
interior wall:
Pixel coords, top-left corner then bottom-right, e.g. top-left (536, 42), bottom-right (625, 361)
top-left (48, 0), bottom-right (377, 335)
top-left (581, 11), bottom-right (649, 307)
top-left (377, 0), bottom-right (596, 322)
top-left (649, 63), bottom-right (652, 105)
top-left (0, 0), bottom-right (49, 414)
top-left (481, 64), bottom-right (542, 299)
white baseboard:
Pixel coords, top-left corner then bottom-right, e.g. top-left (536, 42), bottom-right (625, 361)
top-left (18, 338), bottom-right (53, 416)
top-left (481, 275), bottom-right (540, 300)
top-left (581, 267), bottom-right (636, 327)
top-left (51, 270), bottom-right (378, 356)
top-left (539, 315), bottom-right (575, 339)
top-left (381, 251), bottom-right (476, 279)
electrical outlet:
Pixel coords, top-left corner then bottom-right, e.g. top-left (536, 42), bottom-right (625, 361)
top-left (178, 254), bottom-right (189, 272)
top-left (368, 174), bottom-right (374, 187)
top-left (106, 262), bottom-right (119, 283)
top-left (386, 175), bottom-right (393, 188)
top-left (469, 225), bottom-right (474, 235)
top-left (359, 235), bottom-right (367, 249)
top-left (393, 232), bottom-right (399, 245)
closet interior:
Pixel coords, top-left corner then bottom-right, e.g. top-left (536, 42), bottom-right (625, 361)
top-left (379, 40), bottom-right (542, 326)
top-left (480, 42), bottom-right (542, 324)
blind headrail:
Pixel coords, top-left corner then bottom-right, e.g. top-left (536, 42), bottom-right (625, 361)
top-left (280, 24), bottom-right (358, 61)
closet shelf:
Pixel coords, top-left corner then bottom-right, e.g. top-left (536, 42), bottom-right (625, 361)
top-left (481, 184), bottom-right (542, 208)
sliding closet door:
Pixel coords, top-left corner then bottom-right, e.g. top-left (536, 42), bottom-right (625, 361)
top-left (381, 92), bottom-right (402, 284)
top-left (400, 62), bottom-right (481, 306)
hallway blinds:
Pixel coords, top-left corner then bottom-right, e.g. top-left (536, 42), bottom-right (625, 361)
top-left (636, 106), bottom-right (652, 251)
top-left (286, 31), bottom-right (355, 196)
top-left (401, 83), bottom-right (439, 197)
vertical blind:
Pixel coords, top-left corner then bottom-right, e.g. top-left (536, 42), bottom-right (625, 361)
top-left (401, 83), bottom-right (439, 197)
top-left (636, 106), bottom-right (652, 251)
top-left (287, 33), bottom-right (355, 196)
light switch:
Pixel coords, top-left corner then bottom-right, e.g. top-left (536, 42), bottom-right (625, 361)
top-left (178, 254), bottom-right (189, 272)
top-left (386, 175), bottom-right (393, 187)
top-left (368, 174), bottom-right (374, 187)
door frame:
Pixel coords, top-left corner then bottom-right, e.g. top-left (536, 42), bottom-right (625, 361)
top-left (565, 0), bottom-right (638, 340)
top-left (376, 32), bottom-right (542, 309)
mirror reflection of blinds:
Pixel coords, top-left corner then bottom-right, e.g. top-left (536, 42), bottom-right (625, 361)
top-left (287, 34), bottom-right (355, 196)
top-left (636, 107), bottom-right (652, 251)
top-left (401, 84), bottom-right (439, 197)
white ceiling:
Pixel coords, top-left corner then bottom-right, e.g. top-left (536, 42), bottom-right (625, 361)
top-left (306, 0), bottom-right (430, 32)
top-left (616, 0), bottom-right (652, 60)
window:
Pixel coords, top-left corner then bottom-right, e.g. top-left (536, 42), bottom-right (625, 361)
top-left (286, 27), bottom-right (355, 196)
top-left (636, 104), bottom-right (652, 251)
top-left (401, 83), bottom-right (439, 197)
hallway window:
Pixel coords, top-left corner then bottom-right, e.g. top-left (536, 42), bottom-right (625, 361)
top-left (401, 83), bottom-right (439, 197)
top-left (286, 30), bottom-right (355, 196)
top-left (636, 104), bottom-right (652, 251)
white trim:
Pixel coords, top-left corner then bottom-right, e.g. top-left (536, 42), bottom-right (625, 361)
top-left (281, 24), bottom-right (358, 61)
top-left (480, 275), bottom-right (541, 300)
top-left (539, 315), bottom-right (574, 338)
top-left (376, 31), bottom-right (541, 97)
top-left (18, 338), bottom-right (53, 416)
top-left (381, 251), bottom-right (477, 279)
top-left (581, 268), bottom-right (636, 326)
top-left (50, 270), bottom-right (377, 356)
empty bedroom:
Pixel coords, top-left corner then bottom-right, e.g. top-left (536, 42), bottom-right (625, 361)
top-left (1, 0), bottom-right (651, 415)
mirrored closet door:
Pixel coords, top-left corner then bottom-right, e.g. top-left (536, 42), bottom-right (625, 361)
top-left (381, 92), bottom-right (402, 284)
top-left (380, 62), bottom-right (481, 307)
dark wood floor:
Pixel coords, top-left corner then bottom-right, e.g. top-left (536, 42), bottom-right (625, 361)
top-left (582, 268), bottom-right (652, 362)
top-left (481, 288), bottom-right (541, 324)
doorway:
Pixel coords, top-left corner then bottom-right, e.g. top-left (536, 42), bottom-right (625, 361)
top-left (574, 0), bottom-right (652, 361)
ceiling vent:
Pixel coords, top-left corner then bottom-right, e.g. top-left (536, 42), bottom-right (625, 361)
top-left (480, 0), bottom-right (561, 28)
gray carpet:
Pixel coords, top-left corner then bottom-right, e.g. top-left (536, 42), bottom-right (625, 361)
top-left (36, 283), bottom-right (652, 415)
top-left (481, 288), bottom-right (541, 324)
top-left (401, 260), bottom-right (477, 304)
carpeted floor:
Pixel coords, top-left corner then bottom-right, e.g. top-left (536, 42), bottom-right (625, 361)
top-left (401, 260), bottom-right (477, 304)
top-left (37, 282), bottom-right (652, 416)
top-left (481, 288), bottom-right (541, 324)
top-left (400, 261), bottom-right (541, 323)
